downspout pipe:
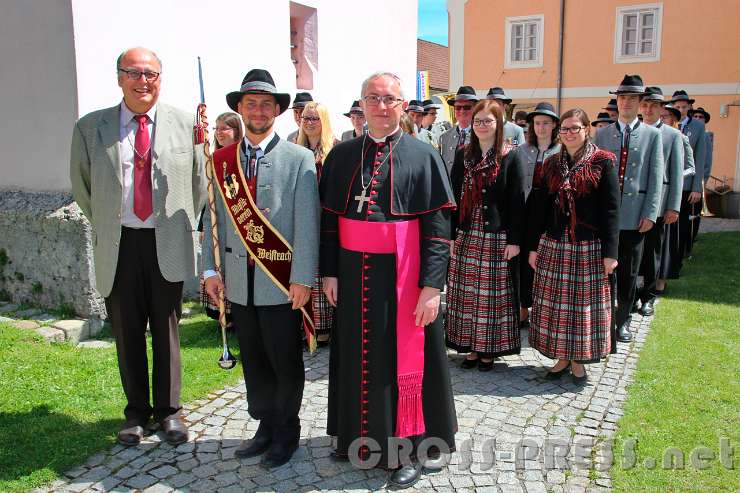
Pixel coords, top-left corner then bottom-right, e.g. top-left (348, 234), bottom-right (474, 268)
top-left (556, 0), bottom-right (565, 114)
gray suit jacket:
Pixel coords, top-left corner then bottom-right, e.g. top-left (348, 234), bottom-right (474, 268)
top-left (513, 142), bottom-right (561, 197)
top-left (504, 121), bottom-right (525, 146)
top-left (201, 138), bottom-right (319, 306)
top-left (438, 126), bottom-right (466, 172)
top-left (657, 124), bottom-right (684, 214)
top-left (681, 118), bottom-right (706, 191)
top-left (341, 129), bottom-right (358, 142)
top-left (703, 131), bottom-right (714, 180)
top-left (287, 129), bottom-right (299, 143)
top-left (70, 102), bottom-right (206, 297)
top-left (595, 122), bottom-right (664, 230)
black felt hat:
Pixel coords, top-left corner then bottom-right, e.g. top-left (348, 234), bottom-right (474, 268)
top-left (290, 92), bottom-right (314, 109)
top-left (603, 99), bottom-right (618, 111)
top-left (662, 104), bottom-right (681, 121)
top-left (486, 86), bottom-right (512, 104)
top-left (406, 100), bottom-right (425, 113)
top-left (591, 112), bottom-right (615, 126)
top-left (447, 86), bottom-right (479, 105)
top-left (343, 100), bottom-right (363, 117)
top-left (689, 106), bottom-right (710, 123)
top-left (422, 99), bottom-right (441, 111)
top-left (226, 69), bottom-right (290, 114)
top-left (609, 74), bottom-right (646, 95)
top-left (526, 102), bottom-right (559, 122)
top-left (670, 90), bottom-right (695, 105)
top-left (642, 86), bottom-right (666, 102)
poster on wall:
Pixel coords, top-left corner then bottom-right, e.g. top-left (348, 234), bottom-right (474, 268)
top-left (416, 71), bottom-right (429, 101)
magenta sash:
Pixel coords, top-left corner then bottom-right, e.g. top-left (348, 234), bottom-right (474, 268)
top-left (338, 217), bottom-right (425, 437)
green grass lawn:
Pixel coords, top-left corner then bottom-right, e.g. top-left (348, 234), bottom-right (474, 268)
top-left (611, 232), bottom-right (740, 492)
top-left (0, 306), bottom-right (241, 493)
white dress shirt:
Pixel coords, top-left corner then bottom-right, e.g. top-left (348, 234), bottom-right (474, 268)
top-left (119, 101), bottom-right (157, 228)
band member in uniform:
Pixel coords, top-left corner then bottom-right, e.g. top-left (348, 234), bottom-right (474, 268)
top-left (421, 99), bottom-right (444, 146)
top-left (407, 99), bottom-right (434, 145)
top-left (297, 101), bottom-right (338, 346)
top-left (635, 87), bottom-right (685, 316)
top-left (594, 75), bottom-right (664, 343)
top-left (688, 106), bottom-right (713, 245)
top-left (445, 99), bottom-right (525, 371)
top-left (670, 90), bottom-right (706, 261)
top-left (287, 91), bottom-right (313, 143)
top-left (320, 71), bottom-right (457, 488)
top-left (70, 47), bottom-right (206, 446)
top-left (603, 99), bottom-right (619, 121)
top-left (591, 112), bottom-right (615, 131)
top-left (514, 102), bottom-right (561, 327)
top-left (527, 108), bottom-right (619, 384)
top-left (439, 86), bottom-right (478, 172)
top-left (341, 100), bottom-right (366, 141)
top-left (485, 87), bottom-right (525, 146)
top-left (203, 69), bottom-right (320, 468)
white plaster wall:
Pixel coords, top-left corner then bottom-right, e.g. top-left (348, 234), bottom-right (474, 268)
top-left (0, 0), bottom-right (77, 191)
top-left (71, 0), bottom-right (417, 147)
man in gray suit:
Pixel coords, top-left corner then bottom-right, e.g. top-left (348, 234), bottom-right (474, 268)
top-left (636, 87), bottom-right (685, 316)
top-left (688, 106), bottom-right (713, 246)
top-left (70, 47), bottom-right (206, 446)
top-left (486, 86), bottom-right (525, 146)
top-left (287, 92), bottom-right (313, 143)
top-left (203, 69), bottom-right (319, 468)
top-left (341, 100), bottom-right (366, 141)
top-left (594, 75), bottom-right (664, 342)
top-left (670, 90), bottom-right (706, 259)
top-left (438, 85), bottom-right (478, 171)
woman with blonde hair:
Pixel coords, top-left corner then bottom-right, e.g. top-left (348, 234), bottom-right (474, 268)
top-left (297, 101), bottom-right (338, 346)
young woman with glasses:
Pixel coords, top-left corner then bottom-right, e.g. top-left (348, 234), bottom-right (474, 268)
top-left (297, 102), bottom-right (338, 346)
top-left (526, 108), bottom-right (620, 385)
top-left (445, 100), bottom-right (525, 372)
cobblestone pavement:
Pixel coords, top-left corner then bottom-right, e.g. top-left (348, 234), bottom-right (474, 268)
top-left (698, 216), bottom-right (740, 233)
top-left (41, 313), bottom-right (657, 493)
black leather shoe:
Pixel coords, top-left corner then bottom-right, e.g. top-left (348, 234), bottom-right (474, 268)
top-left (388, 461), bottom-right (423, 489)
top-left (161, 418), bottom-right (188, 446)
top-left (261, 440), bottom-right (299, 468)
top-left (617, 322), bottom-right (633, 342)
top-left (235, 434), bottom-right (272, 458)
top-left (572, 368), bottom-right (588, 385)
top-left (544, 362), bottom-right (571, 380)
top-left (117, 420), bottom-right (145, 446)
top-left (639, 299), bottom-right (655, 316)
top-left (478, 359), bottom-right (494, 372)
top-left (460, 357), bottom-right (478, 369)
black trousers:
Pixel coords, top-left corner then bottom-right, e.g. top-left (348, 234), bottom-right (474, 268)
top-left (231, 301), bottom-right (304, 445)
top-left (679, 191), bottom-right (700, 259)
top-left (105, 227), bottom-right (183, 424)
top-left (615, 230), bottom-right (645, 328)
top-left (639, 217), bottom-right (665, 303)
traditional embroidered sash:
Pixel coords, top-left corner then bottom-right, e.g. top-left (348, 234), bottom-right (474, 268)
top-left (213, 144), bottom-right (316, 351)
top-left (338, 217), bottom-right (425, 438)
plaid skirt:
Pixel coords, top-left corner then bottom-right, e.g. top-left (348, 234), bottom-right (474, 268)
top-left (529, 235), bottom-right (611, 361)
top-left (312, 273), bottom-right (334, 336)
top-left (445, 208), bottom-right (520, 357)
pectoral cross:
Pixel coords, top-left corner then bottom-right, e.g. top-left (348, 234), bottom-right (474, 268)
top-left (354, 188), bottom-right (371, 213)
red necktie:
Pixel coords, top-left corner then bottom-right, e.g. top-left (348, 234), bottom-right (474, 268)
top-left (618, 126), bottom-right (631, 192)
top-left (133, 114), bottom-right (153, 220)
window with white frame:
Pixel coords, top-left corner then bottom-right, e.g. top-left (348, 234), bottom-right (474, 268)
top-left (505, 15), bottom-right (544, 69)
top-left (615, 3), bottom-right (663, 63)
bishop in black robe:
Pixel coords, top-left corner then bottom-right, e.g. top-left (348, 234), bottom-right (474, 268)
top-left (319, 128), bottom-right (458, 468)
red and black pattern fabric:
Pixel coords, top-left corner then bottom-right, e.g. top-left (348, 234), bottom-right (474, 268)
top-left (445, 207), bottom-right (520, 358)
top-left (311, 272), bottom-right (334, 336)
top-left (529, 235), bottom-right (611, 362)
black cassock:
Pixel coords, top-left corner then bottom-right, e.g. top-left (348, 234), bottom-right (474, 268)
top-left (319, 129), bottom-right (458, 466)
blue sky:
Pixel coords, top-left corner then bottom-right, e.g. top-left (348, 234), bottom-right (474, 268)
top-left (418, 0), bottom-right (448, 46)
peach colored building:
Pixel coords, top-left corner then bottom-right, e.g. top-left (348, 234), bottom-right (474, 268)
top-left (448, 0), bottom-right (740, 194)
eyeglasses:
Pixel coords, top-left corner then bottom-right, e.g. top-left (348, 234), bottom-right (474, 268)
top-left (213, 126), bottom-right (234, 132)
top-left (301, 116), bottom-right (321, 123)
top-left (454, 105), bottom-right (473, 112)
top-left (559, 126), bottom-right (585, 134)
top-left (472, 118), bottom-right (496, 127)
top-left (362, 95), bottom-right (403, 107)
top-left (118, 68), bottom-right (160, 82)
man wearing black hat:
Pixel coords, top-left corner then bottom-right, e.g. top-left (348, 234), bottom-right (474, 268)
top-left (341, 100), bottom-right (366, 141)
top-left (486, 87), bottom-right (525, 146)
top-left (635, 87), bottom-right (686, 316)
top-left (670, 90), bottom-right (707, 260)
top-left (439, 85), bottom-right (478, 171)
top-left (603, 99), bottom-right (619, 121)
top-left (70, 47), bottom-right (206, 447)
top-left (287, 92), bottom-right (314, 143)
top-left (594, 75), bottom-right (664, 343)
top-left (591, 112), bottom-right (615, 130)
top-left (406, 99), bottom-right (435, 145)
top-left (688, 106), bottom-right (713, 246)
top-left (203, 69), bottom-right (320, 468)
top-left (421, 99), bottom-right (444, 146)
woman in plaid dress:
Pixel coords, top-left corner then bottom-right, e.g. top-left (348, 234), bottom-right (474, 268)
top-left (527, 108), bottom-right (620, 384)
top-left (297, 102), bottom-right (337, 346)
top-left (446, 100), bottom-right (525, 371)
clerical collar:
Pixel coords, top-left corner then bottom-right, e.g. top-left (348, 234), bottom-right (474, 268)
top-left (244, 129), bottom-right (276, 150)
top-left (367, 127), bottom-right (402, 144)
top-left (618, 117), bottom-right (639, 133)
